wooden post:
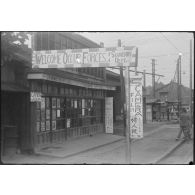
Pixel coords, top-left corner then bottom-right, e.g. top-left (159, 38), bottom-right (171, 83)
top-left (179, 54), bottom-right (182, 112)
top-left (118, 39), bottom-right (126, 136)
top-left (152, 59), bottom-right (156, 98)
top-left (190, 40), bottom-right (193, 129)
top-left (177, 58), bottom-right (180, 119)
top-left (125, 66), bottom-right (131, 164)
top-left (135, 48), bottom-right (138, 75)
top-left (143, 70), bottom-right (146, 124)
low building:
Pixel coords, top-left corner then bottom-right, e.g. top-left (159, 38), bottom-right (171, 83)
top-left (146, 81), bottom-right (192, 122)
top-left (27, 32), bottom-right (117, 151)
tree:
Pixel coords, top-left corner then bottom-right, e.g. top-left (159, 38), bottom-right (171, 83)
top-left (1, 32), bottom-right (32, 66)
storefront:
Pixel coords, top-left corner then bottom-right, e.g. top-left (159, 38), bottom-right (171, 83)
top-left (28, 70), bottom-right (115, 149)
top-left (27, 32), bottom-right (117, 150)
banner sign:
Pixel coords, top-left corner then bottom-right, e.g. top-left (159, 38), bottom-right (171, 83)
top-left (30, 92), bottom-right (42, 102)
top-left (32, 46), bottom-right (137, 68)
top-left (129, 76), bottom-right (143, 139)
top-left (105, 97), bottom-right (113, 134)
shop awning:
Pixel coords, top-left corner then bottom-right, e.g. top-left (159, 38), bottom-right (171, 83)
top-left (27, 73), bottom-right (116, 91)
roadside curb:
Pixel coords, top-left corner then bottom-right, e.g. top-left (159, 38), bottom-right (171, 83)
top-left (153, 139), bottom-right (185, 164)
top-left (35, 137), bottom-right (125, 159)
top-left (35, 124), bottom-right (171, 159)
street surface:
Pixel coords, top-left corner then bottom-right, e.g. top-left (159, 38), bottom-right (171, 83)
top-left (157, 139), bottom-right (193, 164)
top-left (1, 123), bottom-right (193, 164)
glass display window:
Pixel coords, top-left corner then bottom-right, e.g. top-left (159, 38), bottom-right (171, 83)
top-left (46, 109), bottom-right (50, 120)
top-left (41, 110), bottom-right (45, 121)
top-left (57, 109), bottom-right (61, 118)
top-left (36, 110), bottom-right (41, 121)
top-left (36, 122), bottom-right (40, 132)
top-left (41, 98), bottom-right (45, 109)
top-left (46, 120), bottom-right (50, 131)
top-left (52, 121), bottom-right (56, 130)
top-left (41, 121), bottom-right (45, 131)
top-left (71, 99), bottom-right (74, 108)
top-left (52, 98), bottom-right (56, 108)
top-left (67, 118), bottom-right (71, 128)
top-left (52, 109), bottom-right (56, 120)
top-left (57, 98), bottom-right (60, 108)
top-left (36, 102), bottom-right (41, 109)
top-left (60, 98), bottom-right (65, 107)
top-left (46, 97), bottom-right (50, 108)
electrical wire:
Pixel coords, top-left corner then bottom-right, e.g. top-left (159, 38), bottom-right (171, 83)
top-left (160, 32), bottom-right (181, 53)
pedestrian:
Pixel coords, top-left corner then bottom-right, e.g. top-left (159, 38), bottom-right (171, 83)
top-left (176, 108), bottom-right (191, 141)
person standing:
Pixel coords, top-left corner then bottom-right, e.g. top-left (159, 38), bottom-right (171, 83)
top-left (176, 108), bottom-right (191, 141)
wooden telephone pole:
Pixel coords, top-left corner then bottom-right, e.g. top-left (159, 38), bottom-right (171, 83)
top-left (118, 39), bottom-right (126, 136)
top-left (189, 40), bottom-right (193, 129)
top-left (152, 59), bottom-right (156, 98)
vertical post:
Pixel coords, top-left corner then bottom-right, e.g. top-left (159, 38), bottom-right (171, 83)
top-left (179, 53), bottom-right (182, 112)
top-left (118, 39), bottom-right (126, 136)
top-left (190, 40), bottom-right (193, 129)
top-left (135, 48), bottom-right (138, 75)
top-left (143, 70), bottom-right (146, 124)
top-left (125, 66), bottom-right (131, 164)
top-left (177, 58), bottom-right (180, 119)
top-left (152, 59), bottom-right (156, 98)
top-left (100, 42), bottom-right (106, 82)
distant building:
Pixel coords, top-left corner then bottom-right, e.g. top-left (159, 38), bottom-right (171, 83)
top-left (146, 81), bottom-right (193, 122)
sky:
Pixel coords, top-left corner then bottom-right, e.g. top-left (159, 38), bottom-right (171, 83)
top-left (79, 32), bottom-right (194, 88)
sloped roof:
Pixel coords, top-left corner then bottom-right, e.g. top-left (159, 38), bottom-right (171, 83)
top-left (59, 32), bottom-right (101, 48)
top-left (154, 81), bottom-right (191, 104)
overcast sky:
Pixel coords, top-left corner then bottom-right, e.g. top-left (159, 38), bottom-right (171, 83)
top-left (79, 32), bottom-right (194, 88)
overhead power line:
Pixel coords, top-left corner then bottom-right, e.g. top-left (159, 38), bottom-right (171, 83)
top-left (139, 52), bottom-right (189, 59)
top-left (160, 32), bottom-right (181, 53)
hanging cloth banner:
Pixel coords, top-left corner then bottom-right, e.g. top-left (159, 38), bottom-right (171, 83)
top-left (105, 97), bottom-right (113, 134)
top-left (32, 46), bottom-right (137, 68)
top-left (129, 76), bottom-right (143, 139)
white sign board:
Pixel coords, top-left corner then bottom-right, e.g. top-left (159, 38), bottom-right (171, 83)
top-left (105, 97), bottom-right (113, 134)
top-left (129, 76), bottom-right (143, 139)
top-left (32, 46), bottom-right (137, 68)
top-left (30, 92), bottom-right (42, 102)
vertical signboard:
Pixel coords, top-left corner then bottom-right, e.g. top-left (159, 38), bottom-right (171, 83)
top-left (105, 97), bottom-right (113, 134)
top-left (129, 76), bottom-right (143, 139)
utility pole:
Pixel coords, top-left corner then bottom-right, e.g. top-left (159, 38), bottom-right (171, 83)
top-left (100, 42), bottom-right (106, 81)
top-left (125, 65), bottom-right (131, 164)
top-left (118, 39), bottom-right (126, 136)
top-left (177, 57), bottom-right (180, 120)
top-left (152, 59), bottom-right (156, 98)
top-left (143, 70), bottom-right (146, 124)
top-left (135, 47), bottom-right (138, 75)
top-left (190, 40), bottom-right (193, 129)
top-left (179, 53), bottom-right (182, 111)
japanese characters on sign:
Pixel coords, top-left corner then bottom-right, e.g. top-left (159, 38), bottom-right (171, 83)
top-left (129, 77), bottom-right (143, 139)
top-left (32, 46), bottom-right (137, 68)
top-left (105, 97), bottom-right (113, 134)
top-left (30, 92), bottom-right (42, 102)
